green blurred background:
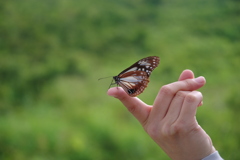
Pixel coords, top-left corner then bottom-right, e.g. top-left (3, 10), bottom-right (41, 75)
top-left (0, 0), bottom-right (240, 159)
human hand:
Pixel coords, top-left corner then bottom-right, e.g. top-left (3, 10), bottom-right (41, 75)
top-left (108, 69), bottom-right (216, 160)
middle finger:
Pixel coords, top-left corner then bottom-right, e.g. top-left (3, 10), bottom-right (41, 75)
top-left (164, 91), bottom-right (190, 125)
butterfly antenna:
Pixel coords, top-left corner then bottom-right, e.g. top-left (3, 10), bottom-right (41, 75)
top-left (98, 76), bottom-right (114, 81)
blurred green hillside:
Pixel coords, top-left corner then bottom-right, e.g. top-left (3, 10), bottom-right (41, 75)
top-left (0, 0), bottom-right (240, 159)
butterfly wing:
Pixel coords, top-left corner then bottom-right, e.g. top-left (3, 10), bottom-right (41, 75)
top-left (118, 56), bottom-right (160, 77)
top-left (113, 56), bottom-right (160, 97)
top-left (114, 71), bottom-right (149, 97)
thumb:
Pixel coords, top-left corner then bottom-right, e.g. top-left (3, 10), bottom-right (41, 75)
top-left (108, 87), bottom-right (151, 124)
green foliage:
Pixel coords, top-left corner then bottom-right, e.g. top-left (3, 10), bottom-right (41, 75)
top-left (0, 0), bottom-right (240, 159)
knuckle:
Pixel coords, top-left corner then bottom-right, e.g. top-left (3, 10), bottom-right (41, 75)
top-left (160, 85), bottom-right (174, 96)
top-left (170, 121), bottom-right (187, 135)
top-left (175, 91), bottom-right (187, 99)
top-left (161, 124), bottom-right (172, 137)
top-left (126, 103), bottom-right (137, 114)
top-left (182, 79), bottom-right (194, 88)
top-left (146, 123), bottom-right (174, 138)
top-left (185, 92), bottom-right (201, 103)
top-left (127, 104), bottom-right (137, 115)
top-left (170, 122), bottom-right (202, 136)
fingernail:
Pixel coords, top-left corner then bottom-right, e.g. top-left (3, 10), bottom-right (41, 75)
top-left (194, 76), bottom-right (205, 84)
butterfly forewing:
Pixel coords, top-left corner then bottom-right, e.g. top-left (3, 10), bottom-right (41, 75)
top-left (112, 56), bottom-right (160, 97)
top-left (118, 56), bottom-right (160, 77)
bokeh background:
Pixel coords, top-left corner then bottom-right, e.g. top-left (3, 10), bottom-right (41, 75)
top-left (0, 0), bottom-right (240, 159)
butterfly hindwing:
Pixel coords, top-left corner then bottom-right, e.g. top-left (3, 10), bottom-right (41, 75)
top-left (114, 71), bottom-right (149, 97)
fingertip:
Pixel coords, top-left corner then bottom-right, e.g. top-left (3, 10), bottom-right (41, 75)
top-left (179, 69), bottom-right (195, 81)
top-left (107, 87), bottom-right (118, 97)
top-left (194, 76), bottom-right (206, 84)
top-left (183, 69), bottom-right (194, 73)
top-left (107, 87), bottom-right (127, 99)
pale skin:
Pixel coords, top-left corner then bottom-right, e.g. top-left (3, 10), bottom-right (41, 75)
top-left (108, 69), bottom-right (216, 160)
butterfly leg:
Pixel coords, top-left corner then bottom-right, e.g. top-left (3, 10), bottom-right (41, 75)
top-left (109, 79), bottom-right (116, 89)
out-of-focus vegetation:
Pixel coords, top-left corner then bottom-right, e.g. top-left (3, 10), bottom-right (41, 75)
top-left (0, 0), bottom-right (239, 159)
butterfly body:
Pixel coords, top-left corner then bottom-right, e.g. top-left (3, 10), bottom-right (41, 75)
top-left (112, 56), bottom-right (160, 97)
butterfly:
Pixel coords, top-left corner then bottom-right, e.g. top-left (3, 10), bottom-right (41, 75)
top-left (111, 56), bottom-right (160, 97)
